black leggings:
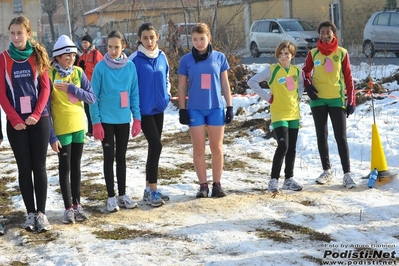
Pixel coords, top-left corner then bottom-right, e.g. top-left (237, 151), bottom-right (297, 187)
top-left (311, 105), bottom-right (350, 173)
top-left (141, 113), bottom-right (164, 184)
top-left (102, 123), bottom-right (129, 197)
top-left (58, 142), bottom-right (84, 209)
top-left (270, 126), bottom-right (298, 179)
top-left (7, 117), bottom-right (50, 214)
top-left (84, 102), bottom-right (92, 134)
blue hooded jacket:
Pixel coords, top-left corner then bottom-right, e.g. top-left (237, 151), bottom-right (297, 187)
top-left (129, 49), bottom-right (170, 116)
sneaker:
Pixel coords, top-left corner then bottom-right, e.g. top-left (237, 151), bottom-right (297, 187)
top-left (282, 178), bottom-right (303, 191)
top-left (211, 182), bottom-right (227, 197)
top-left (196, 183), bottom-right (209, 198)
top-left (107, 196), bottom-right (120, 212)
top-left (0, 222), bottom-right (4, 236)
top-left (74, 205), bottom-right (88, 222)
top-left (23, 212), bottom-right (36, 231)
top-left (268, 178), bottom-right (279, 192)
top-left (36, 212), bottom-right (51, 233)
top-left (143, 189), bottom-right (170, 202)
top-left (343, 172), bottom-right (356, 189)
top-left (316, 169), bottom-right (333, 184)
top-left (147, 190), bottom-right (165, 207)
top-left (62, 209), bottom-right (75, 224)
top-left (117, 195), bottom-right (138, 209)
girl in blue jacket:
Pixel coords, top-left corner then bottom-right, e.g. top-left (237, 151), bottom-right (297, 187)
top-left (129, 23), bottom-right (170, 207)
top-left (90, 30), bottom-right (141, 213)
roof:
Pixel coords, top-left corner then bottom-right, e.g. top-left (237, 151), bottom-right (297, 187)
top-left (84, 0), bottom-right (198, 15)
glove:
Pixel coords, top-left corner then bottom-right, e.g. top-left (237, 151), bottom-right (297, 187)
top-left (268, 94), bottom-right (274, 104)
top-left (132, 119), bottom-right (141, 137)
top-left (179, 109), bottom-right (190, 125)
top-left (78, 60), bottom-right (85, 70)
top-left (306, 84), bottom-right (318, 100)
top-left (346, 105), bottom-right (356, 118)
top-left (225, 106), bottom-right (234, 124)
top-left (93, 123), bottom-right (104, 141)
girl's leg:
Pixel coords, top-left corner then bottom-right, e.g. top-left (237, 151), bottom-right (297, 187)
top-left (189, 125), bottom-right (207, 183)
top-left (284, 128), bottom-right (299, 178)
top-left (270, 126), bottom-right (289, 179)
top-left (329, 107), bottom-right (350, 173)
top-left (30, 117), bottom-right (50, 213)
top-left (141, 114), bottom-right (163, 190)
top-left (102, 123), bottom-right (116, 197)
top-left (114, 123), bottom-right (129, 196)
top-left (7, 121), bottom-right (35, 213)
top-left (207, 125), bottom-right (225, 183)
top-left (58, 143), bottom-right (73, 209)
top-left (70, 142), bottom-right (84, 205)
top-left (311, 105), bottom-right (331, 170)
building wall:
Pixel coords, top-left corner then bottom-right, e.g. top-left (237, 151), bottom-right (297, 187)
top-left (0, 0), bottom-right (42, 51)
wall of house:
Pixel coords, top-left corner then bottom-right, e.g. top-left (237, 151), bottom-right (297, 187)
top-left (0, 0), bottom-right (41, 51)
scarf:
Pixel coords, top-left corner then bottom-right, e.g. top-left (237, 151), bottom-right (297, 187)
top-left (317, 37), bottom-right (338, 56)
top-left (138, 44), bottom-right (159, 59)
top-left (192, 44), bottom-right (213, 63)
top-left (103, 52), bottom-right (128, 69)
top-left (54, 62), bottom-right (74, 78)
top-left (9, 41), bottom-right (34, 60)
top-left (84, 45), bottom-right (96, 54)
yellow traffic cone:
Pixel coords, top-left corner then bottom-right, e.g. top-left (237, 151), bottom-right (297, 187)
top-left (368, 81), bottom-right (397, 186)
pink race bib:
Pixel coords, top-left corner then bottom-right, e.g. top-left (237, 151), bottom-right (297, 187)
top-left (120, 91), bottom-right (128, 108)
top-left (286, 76), bottom-right (295, 91)
top-left (20, 96), bottom-right (32, 114)
top-left (201, 74), bottom-right (211, 89)
top-left (67, 93), bottom-right (79, 104)
top-left (324, 58), bottom-right (334, 72)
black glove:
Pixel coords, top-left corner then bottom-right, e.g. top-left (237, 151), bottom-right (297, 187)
top-left (346, 105), bottom-right (356, 118)
top-left (179, 109), bottom-right (190, 125)
top-left (306, 84), bottom-right (318, 100)
top-left (79, 60), bottom-right (86, 70)
top-left (225, 106), bottom-right (234, 124)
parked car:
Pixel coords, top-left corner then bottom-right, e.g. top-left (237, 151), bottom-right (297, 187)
top-left (248, 18), bottom-right (319, 58)
top-left (92, 36), bottom-right (107, 55)
top-left (159, 22), bottom-right (196, 50)
top-left (362, 9), bottom-right (399, 58)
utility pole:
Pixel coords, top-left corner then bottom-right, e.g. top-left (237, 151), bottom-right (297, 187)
top-left (65, 0), bottom-right (72, 39)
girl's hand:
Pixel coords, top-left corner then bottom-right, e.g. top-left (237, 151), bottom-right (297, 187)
top-left (51, 141), bottom-right (62, 153)
top-left (54, 82), bottom-right (69, 92)
top-left (14, 123), bottom-right (27, 130)
top-left (25, 116), bottom-right (38, 126)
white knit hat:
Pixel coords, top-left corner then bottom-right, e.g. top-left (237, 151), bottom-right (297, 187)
top-left (53, 35), bottom-right (77, 57)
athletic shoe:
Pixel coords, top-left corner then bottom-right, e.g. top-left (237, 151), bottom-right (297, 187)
top-left (147, 190), bottom-right (165, 207)
top-left (343, 172), bottom-right (356, 189)
top-left (211, 182), bottom-right (227, 197)
top-left (196, 183), bottom-right (209, 198)
top-left (36, 212), bottom-right (51, 233)
top-left (63, 209), bottom-right (75, 224)
top-left (143, 189), bottom-right (170, 202)
top-left (268, 178), bottom-right (279, 193)
top-left (0, 222), bottom-right (4, 236)
top-left (23, 212), bottom-right (36, 231)
top-left (316, 169), bottom-right (333, 184)
top-left (117, 195), bottom-right (138, 209)
top-left (282, 178), bottom-right (303, 191)
top-left (107, 196), bottom-right (120, 212)
top-left (74, 205), bottom-right (89, 222)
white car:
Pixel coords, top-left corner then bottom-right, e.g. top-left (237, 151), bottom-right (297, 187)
top-left (362, 9), bottom-right (399, 58)
top-left (249, 18), bottom-right (319, 58)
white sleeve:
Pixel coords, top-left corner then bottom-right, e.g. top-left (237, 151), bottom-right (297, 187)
top-left (247, 67), bottom-right (272, 102)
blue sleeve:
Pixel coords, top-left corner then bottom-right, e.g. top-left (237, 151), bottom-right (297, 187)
top-left (67, 72), bottom-right (96, 104)
top-left (47, 81), bottom-right (58, 144)
top-left (89, 64), bottom-right (102, 125)
top-left (177, 55), bottom-right (188, 75)
top-left (129, 63), bottom-right (141, 121)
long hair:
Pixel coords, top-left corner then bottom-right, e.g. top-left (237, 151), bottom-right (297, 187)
top-left (8, 16), bottom-right (51, 75)
top-left (137, 22), bottom-right (158, 47)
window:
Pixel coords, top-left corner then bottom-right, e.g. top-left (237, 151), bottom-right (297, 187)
top-left (390, 13), bottom-right (399, 27)
top-left (374, 13), bottom-right (389, 26)
top-left (14, 0), bottom-right (23, 14)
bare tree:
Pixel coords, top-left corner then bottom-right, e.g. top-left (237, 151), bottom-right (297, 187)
top-left (41, 0), bottom-right (61, 42)
top-left (62, 0), bottom-right (92, 41)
